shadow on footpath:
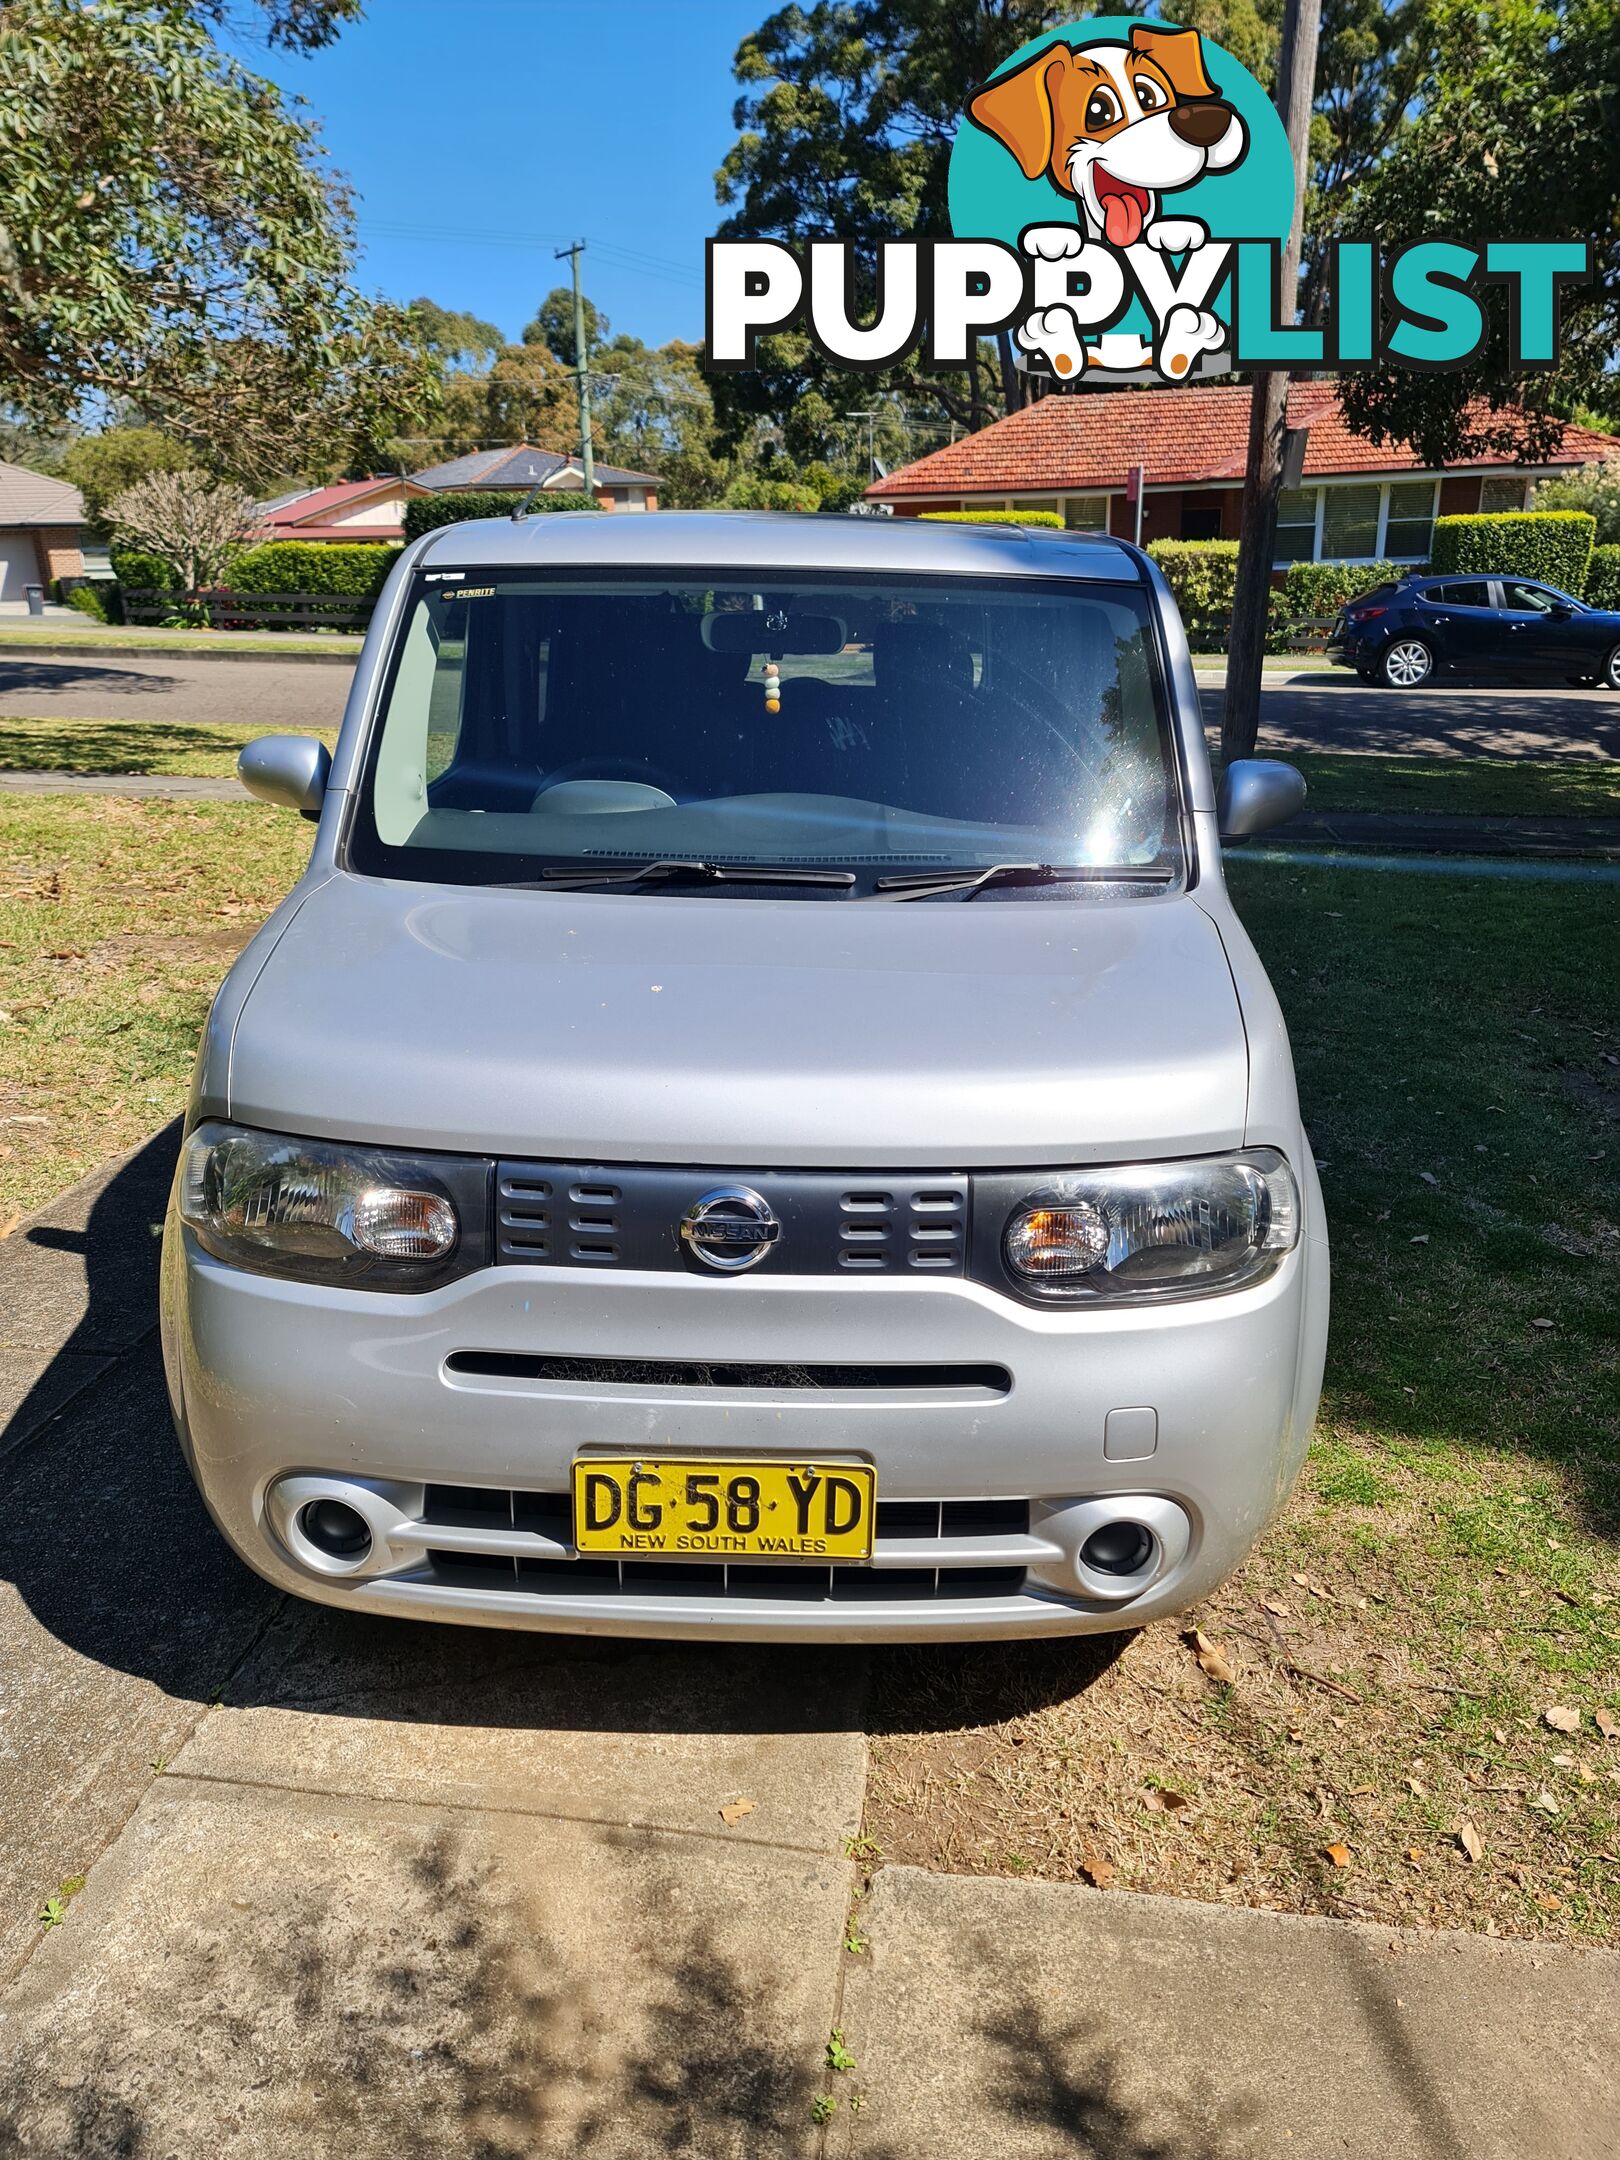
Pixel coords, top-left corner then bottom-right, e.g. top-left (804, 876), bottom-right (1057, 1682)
top-left (0, 1126), bottom-right (1119, 1747)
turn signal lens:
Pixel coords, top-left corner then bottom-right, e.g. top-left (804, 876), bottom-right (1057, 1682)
top-left (1004, 1202), bottom-right (1109, 1279)
top-left (1002, 1152), bottom-right (1299, 1303)
top-left (180, 1122), bottom-right (461, 1284)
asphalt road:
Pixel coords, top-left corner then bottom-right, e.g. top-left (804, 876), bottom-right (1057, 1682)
top-left (0, 650), bottom-right (352, 732)
top-left (2, 646), bottom-right (1617, 763)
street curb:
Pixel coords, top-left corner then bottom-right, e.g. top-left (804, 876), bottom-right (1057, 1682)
top-left (0, 639), bottom-right (359, 667)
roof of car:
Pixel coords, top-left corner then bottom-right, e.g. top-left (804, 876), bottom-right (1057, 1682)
top-left (417, 509), bottom-right (1145, 583)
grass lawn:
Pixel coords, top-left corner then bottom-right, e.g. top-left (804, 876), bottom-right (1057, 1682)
top-left (1286, 750), bottom-right (1620, 821)
top-left (0, 795), bottom-right (312, 1222)
top-left (0, 717), bottom-right (339, 780)
top-left (866, 859), bottom-right (1620, 1943)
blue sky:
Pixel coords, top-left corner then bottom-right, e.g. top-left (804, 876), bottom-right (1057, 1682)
top-left (257, 0), bottom-right (767, 349)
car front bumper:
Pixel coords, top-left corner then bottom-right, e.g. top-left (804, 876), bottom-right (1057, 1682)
top-left (161, 1200), bottom-right (1329, 1644)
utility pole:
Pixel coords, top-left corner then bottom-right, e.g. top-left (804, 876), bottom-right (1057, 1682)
top-left (1221, 0), bottom-right (1322, 764)
top-left (554, 240), bottom-right (595, 500)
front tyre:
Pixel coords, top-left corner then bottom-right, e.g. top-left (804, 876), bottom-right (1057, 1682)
top-left (1380, 637), bottom-right (1433, 689)
top-left (1604, 643), bottom-right (1620, 692)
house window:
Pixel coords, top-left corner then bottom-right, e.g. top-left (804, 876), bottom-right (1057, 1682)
top-left (1180, 496), bottom-right (1225, 541)
top-left (1321, 483), bottom-right (1382, 561)
top-left (1274, 487), bottom-right (1318, 564)
top-left (1481, 475), bottom-right (1529, 513)
top-left (1063, 495), bottom-right (1109, 531)
top-left (1383, 479), bottom-right (1437, 560)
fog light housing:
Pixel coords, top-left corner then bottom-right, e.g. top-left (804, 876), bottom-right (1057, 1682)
top-left (1080, 1521), bottom-right (1155, 1576)
top-left (299, 1498), bottom-right (372, 1559)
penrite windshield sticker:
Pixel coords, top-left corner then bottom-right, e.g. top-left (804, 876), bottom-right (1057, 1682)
top-left (704, 14), bottom-right (1589, 387)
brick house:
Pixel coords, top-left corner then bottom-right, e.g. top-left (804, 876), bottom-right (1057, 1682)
top-left (865, 383), bottom-right (1617, 568)
top-left (0, 461), bottom-right (89, 601)
top-left (409, 444), bottom-right (663, 512)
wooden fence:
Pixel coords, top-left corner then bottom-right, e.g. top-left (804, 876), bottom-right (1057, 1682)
top-left (120, 588), bottom-right (375, 632)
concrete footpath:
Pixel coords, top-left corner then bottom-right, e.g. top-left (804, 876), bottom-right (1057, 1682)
top-left (1, 1136), bottom-right (1617, 2157)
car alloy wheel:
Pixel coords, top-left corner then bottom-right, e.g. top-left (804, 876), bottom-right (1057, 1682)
top-left (1382, 638), bottom-right (1432, 688)
top-left (1605, 643), bottom-right (1620, 692)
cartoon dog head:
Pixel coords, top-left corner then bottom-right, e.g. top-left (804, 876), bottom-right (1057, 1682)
top-left (969, 27), bottom-right (1248, 248)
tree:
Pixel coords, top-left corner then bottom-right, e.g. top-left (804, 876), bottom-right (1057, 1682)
top-left (0, 0), bottom-right (440, 485)
top-left (107, 469), bottom-right (267, 591)
top-left (480, 343), bottom-right (581, 453)
top-left (61, 427), bottom-right (192, 530)
top-left (1334, 0), bottom-right (1620, 466)
top-left (407, 299), bottom-right (506, 375)
top-left (525, 288), bottom-right (611, 369)
top-left (592, 338), bottom-right (728, 504)
top-left (1532, 465), bottom-right (1620, 547)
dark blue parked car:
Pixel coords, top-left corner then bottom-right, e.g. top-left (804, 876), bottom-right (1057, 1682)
top-left (1328, 574), bottom-right (1620, 690)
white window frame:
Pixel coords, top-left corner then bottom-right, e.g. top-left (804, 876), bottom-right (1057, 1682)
top-left (1273, 478), bottom-right (1441, 567)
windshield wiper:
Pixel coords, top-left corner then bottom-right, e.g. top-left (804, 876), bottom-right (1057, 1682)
top-left (869, 862), bottom-right (1177, 901)
top-left (528, 858), bottom-right (857, 891)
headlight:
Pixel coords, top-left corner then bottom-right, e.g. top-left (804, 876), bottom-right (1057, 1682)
top-left (179, 1122), bottom-right (489, 1288)
top-left (997, 1151), bottom-right (1299, 1303)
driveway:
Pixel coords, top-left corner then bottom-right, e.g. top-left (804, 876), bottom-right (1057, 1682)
top-left (0, 650), bottom-right (352, 730)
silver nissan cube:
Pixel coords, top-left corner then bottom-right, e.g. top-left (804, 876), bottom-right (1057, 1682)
top-left (160, 512), bottom-right (1328, 1641)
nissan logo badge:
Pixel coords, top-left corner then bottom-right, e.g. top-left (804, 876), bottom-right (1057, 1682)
top-left (679, 1186), bottom-right (782, 1273)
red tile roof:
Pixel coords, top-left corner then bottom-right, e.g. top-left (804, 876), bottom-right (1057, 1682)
top-left (262, 477), bottom-right (420, 541)
top-left (867, 383), bottom-right (1619, 500)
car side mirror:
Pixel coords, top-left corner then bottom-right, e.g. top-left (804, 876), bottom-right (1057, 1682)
top-left (238, 734), bottom-right (332, 821)
top-left (1546, 604), bottom-right (1572, 620)
top-left (1217, 758), bottom-right (1306, 841)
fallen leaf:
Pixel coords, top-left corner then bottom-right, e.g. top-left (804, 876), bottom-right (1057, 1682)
top-left (1406, 1776), bottom-right (1427, 1798)
top-left (1261, 1594), bottom-right (1291, 1618)
top-left (1291, 1572), bottom-right (1310, 1588)
top-left (1543, 1706), bottom-right (1580, 1734)
top-left (1348, 1783), bottom-right (1375, 1798)
top-left (1457, 1821), bottom-right (1484, 1863)
top-left (1419, 1171), bottom-right (1439, 1187)
top-left (1143, 1787), bottom-right (1192, 1815)
top-left (1189, 1628), bottom-right (1235, 1685)
top-left (1596, 1709), bottom-right (1618, 1742)
top-left (1410, 1234), bottom-right (1430, 1245)
top-left (1551, 1754), bottom-right (1577, 1769)
top-left (1077, 1848), bottom-right (1115, 1889)
top-left (1531, 1317), bottom-right (1554, 1330)
top-left (1320, 1843), bottom-right (1352, 1868)
top-left (1527, 1789), bottom-right (1560, 1817)
top-left (1406, 1847), bottom-right (1424, 1867)
top-left (718, 1797), bottom-right (757, 1826)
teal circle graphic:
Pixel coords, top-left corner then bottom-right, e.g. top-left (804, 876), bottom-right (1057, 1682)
top-left (948, 14), bottom-right (1294, 353)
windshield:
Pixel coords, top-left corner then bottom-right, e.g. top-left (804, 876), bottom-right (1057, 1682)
top-left (349, 568), bottom-right (1185, 894)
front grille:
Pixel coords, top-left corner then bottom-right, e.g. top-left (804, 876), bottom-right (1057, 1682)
top-left (494, 1161), bottom-right (968, 1276)
top-left (416, 1484), bottom-right (1030, 1602)
top-left (445, 1352), bottom-right (1010, 1394)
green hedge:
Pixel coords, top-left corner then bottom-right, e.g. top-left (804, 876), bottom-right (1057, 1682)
top-left (227, 541), bottom-right (397, 597)
top-left (109, 544), bottom-right (177, 592)
top-left (403, 490), bottom-right (602, 540)
top-left (1277, 559), bottom-right (1411, 617)
top-left (1583, 543), bottom-right (1620, 609)
top-left (1430, 510), bottom-right (1596, 593)
top-left (1146, 538), bottom-right (1240, 621)
top-left (64, 583), bottom-right (111, 623)
top-left (918, 508), bottom-right (1063, 528)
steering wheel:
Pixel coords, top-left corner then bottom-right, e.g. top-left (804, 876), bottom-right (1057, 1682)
top-left (537, 754), bottom-right (686, 797)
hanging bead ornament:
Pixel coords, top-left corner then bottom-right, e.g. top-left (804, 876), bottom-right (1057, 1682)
top-left (763, 660), bottom-right (781, 714)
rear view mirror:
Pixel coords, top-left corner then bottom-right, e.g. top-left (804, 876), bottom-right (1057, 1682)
top-left (1217, 759), bottom-right (1306, 841)
top-left (238, 734), bottom-right (332, 821)
top-left (702, 611), bottom-right (847, 656)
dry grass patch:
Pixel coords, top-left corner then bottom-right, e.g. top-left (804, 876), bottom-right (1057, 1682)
top-left (0, 794), bottom-right (312, 1222)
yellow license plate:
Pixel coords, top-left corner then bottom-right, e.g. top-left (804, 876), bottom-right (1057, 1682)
top-left (570, 1457), bottom-right (876, 1562)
